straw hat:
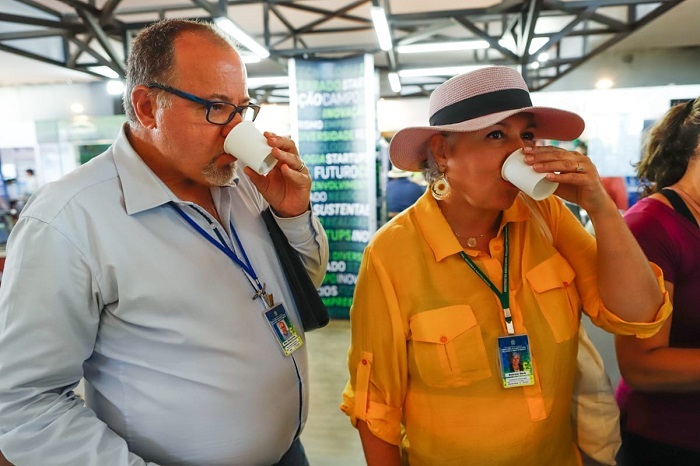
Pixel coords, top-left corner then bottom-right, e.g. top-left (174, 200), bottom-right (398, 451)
top-left (389, 66), bottom-right (585, 172)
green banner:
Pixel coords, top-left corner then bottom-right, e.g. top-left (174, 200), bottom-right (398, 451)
top-left (290, 55), bottom-right (377, 319)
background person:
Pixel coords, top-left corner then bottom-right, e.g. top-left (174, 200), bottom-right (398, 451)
top-left (341, 66), bottom-right (670, 466)
top-left (21, 168), bottom-right (38, 200)
top-left (615, 97), bottom-right (700, 465)
top-left (0, 19), bottom-right (328, 465)
top-left (386, 165), bottom-right (425, 218)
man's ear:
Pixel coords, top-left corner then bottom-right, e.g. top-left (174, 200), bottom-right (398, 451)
top-left (428, 133), bottom-right (447, 166)
top-left (131, 85), bottom-right (157, 129)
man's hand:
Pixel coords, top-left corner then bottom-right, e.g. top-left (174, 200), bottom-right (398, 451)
top-left (244, 132), bottom-right (311, 218)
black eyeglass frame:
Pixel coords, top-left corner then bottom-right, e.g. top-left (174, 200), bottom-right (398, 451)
top-left (147, 83), bottom-right (260, 125)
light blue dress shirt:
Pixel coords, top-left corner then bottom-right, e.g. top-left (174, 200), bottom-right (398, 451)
top-left (0, 125), bottom-right (329, 465)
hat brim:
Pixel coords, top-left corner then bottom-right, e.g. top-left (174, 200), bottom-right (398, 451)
top-left (389, 106), bottom-right (585, 172)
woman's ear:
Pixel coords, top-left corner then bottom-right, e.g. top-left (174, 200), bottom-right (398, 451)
top-left (429, 132), bottom-right (448, 166)
top-left (131, 85), bottom-right (157, 129)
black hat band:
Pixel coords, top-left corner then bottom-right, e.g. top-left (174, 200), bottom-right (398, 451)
top-left (429, 88), bottom-right (532, 126)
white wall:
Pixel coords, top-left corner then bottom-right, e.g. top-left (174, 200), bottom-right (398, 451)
top-left (2, 79), bottom-right (700, 180)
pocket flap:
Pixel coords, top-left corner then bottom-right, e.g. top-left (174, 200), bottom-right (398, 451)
top-left (410, 305), bottom-right (477, 344)
top-left (526, 252), bottom-right (576, 293)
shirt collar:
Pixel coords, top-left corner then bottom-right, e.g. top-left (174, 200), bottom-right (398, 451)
top-left (112, 124), bottom-right (239, 216)
top-left (415, 190), bottom-right (531, 262)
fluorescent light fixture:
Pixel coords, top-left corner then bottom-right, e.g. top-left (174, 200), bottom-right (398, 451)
top-left (371, 7), bottom-right (393, 51)
top-left (247, 76), bottom-right (289, 88)
top-left (88, 66), bottom-right (120, 79)
top-left (537, 52), bottom-right (550, 62)
top-left (388, 72), bottom-right (401, 93)
top-left (398, 65), bottom-right (490, 78)
top-left (214, 17), bottom-right (270, 59)
top-left (240, 54), bottom-right (262, 64)
top-left (396, 40), bottom-right (489, 54)
top-left (106, 80), bottom-right (124, 95)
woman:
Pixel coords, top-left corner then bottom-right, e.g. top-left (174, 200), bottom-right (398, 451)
top-left (341, 66), bottom-right (671, 465)
top-left (615, 97), bottom-right (700, 465)
top-left (509, 352), bottom-right (523, 372)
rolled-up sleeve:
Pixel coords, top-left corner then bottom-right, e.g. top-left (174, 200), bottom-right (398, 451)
top-left (340, 246), bottom-right (406, 445)
top-left (586, 262), bottom-right (671, 338)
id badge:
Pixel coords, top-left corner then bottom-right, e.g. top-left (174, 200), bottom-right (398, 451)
top-left (264, 303), bottom-right (303, 356)
top-left (497, 334), bottom-right (535, 388)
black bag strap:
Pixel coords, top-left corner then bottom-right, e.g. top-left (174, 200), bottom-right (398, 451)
top-left (659, 188), bottom-right (699, 227)
top-left (261, 208), bottom-right (329, 331)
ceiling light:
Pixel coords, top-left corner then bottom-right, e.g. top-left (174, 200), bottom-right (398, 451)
top-left (214, 17), bottom-right (270, 59)
top-left (106, 80), bottom-right (124, 95)
top-left (247, 76), bottom-right (289, 88)
top-left (537, 52), bottom-right (549, 62)
top-left (371, 7), bottom-right (393, 51)
top-left (70, 103), bottom-right (84, 114)
top-left (396, 40), bottom-right (489, 54)
top-left (388, 72), bottom-right (401, 93)
top-left (398, 65), bottom-right (491, 78)
top-left (595, 78), bottom-right (614, 89)
top-left (88, 66), bottom-right (120, 79)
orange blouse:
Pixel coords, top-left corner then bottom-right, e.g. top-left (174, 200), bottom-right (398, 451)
top-left (341, 191), bottom-right (670, 465)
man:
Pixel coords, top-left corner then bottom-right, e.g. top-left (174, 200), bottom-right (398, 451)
top-left (22, 168), bottom-right (39, 200)
top-left (0, 19), bottom-right (328, 465)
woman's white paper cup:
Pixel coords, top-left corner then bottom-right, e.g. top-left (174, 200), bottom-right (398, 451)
top-left (223, 121), bottom-right (278, 176)
top-left (501, 148), bottom-right (558, 201)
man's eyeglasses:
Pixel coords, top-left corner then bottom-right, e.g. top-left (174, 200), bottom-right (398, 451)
top-left (147, 83), bottom-right (260, 125)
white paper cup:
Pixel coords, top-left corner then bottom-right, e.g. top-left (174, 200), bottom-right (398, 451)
top-left (223, 121), bottom-right (278, 176)
top-left (501, 148), bottom-right (558, 201)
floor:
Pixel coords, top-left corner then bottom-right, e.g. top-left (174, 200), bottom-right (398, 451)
top-left (301, 319), bottom-right (366, 465)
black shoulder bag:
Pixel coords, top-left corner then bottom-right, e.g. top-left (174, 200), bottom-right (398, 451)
top-left (261, 208), bottom-right (330, 331)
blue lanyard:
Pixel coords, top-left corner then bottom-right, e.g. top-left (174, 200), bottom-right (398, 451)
top-left (458, 224), bottom-right (514, 335)
top-left (169, 202), bottom-right (269, 304)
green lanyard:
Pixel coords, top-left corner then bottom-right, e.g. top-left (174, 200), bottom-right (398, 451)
top-left (458, 224), bottom-right (514, 335)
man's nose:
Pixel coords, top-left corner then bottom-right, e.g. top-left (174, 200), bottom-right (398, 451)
top-left (220, 114), bottom-right (243, 138)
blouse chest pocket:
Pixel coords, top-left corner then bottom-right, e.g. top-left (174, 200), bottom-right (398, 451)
top-left (409, 305), bottom-right (491, 388)
top-left (525, 252), bottom-right (581, 342)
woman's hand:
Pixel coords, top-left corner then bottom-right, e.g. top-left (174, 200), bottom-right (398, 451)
top-left (522, 145), bottom-right (615, 216)
top-left (244, 131), bottom-right (311, 218)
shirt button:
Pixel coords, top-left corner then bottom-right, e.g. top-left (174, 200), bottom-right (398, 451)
top-left (362, 359), bottom-right (368, 365)
top-left (563, 281), bottom-right (569, 287)
top-left (440, 336), bottom-right (448, 343)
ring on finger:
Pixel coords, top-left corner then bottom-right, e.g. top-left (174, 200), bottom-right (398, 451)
top-left (296, 159), bottom-right (306, 172)
top-left (576, 162), bottom-right (584, 173)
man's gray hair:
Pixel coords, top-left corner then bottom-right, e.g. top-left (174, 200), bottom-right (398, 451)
top-left (123, 19), bottom-right (237, 125)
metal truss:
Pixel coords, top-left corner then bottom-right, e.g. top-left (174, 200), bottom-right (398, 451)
top-left (0, 0), bottom-right (687, 101)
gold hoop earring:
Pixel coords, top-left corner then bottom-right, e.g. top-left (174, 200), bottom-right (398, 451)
top-left (430, 173), bottom-right (451, 201)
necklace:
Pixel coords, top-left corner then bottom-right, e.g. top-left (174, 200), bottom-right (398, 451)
top-left (455, 231), bottom-right (488, 248)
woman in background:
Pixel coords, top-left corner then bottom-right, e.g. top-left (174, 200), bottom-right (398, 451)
top-left (615, 97), bottom-right (700, 465)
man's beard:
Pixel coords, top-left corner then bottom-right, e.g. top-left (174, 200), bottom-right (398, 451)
top-left (203, 160), bottom-right (237, 186)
